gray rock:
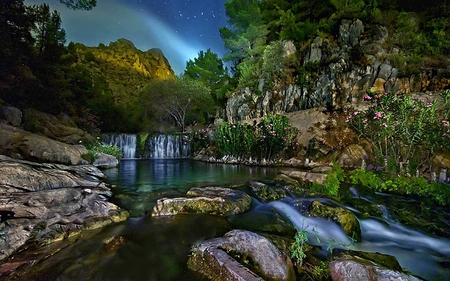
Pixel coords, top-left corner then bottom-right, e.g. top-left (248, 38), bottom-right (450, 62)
top-left (151, 187), bottom-right (252, 217)
top-left (280, 170), bottom-right (328, 185)
top-left (0, 123), bottom-right (88, 165)
top-left (0, 156), bottom-right (128, 262)
top-left (329, 258), bottom-right (421, 281)
top-left (93, 152), bottom-right (119, 169)
top-left (188, 229), bottom-right (295, 281)
top-left (0, 106), bottom-right (22, 127)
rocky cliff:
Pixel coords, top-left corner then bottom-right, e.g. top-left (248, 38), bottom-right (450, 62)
top-left (73, 38), bottom-right (175, 105)
top-left (226, 19), bottom-right (450, 123)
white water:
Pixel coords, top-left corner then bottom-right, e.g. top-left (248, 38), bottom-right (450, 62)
top-left (267, 197), bottom-right (450, 280)
top-left (146, 134), bottom-right (191, 159)
top-left (269, 201), bottom-right (352, 247)
top-left (102, 134), bottom-right (137, 159)
top-left (101, 134), bottom-right (191, 159)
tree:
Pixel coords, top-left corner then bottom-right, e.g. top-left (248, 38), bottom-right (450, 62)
top-left (59, 0), bottom-right (96, 10)
top-left (0, 0), bottom-right (35, 103)
top-left (28, 4), bottom-right (66, 60)
top-left (184, 49), bottom-right (231, 105)
top-left (141, 76), bottom-right (214, 132)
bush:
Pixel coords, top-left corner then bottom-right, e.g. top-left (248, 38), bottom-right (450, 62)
top-left (215, 115), bottom-right (300, 161)
top-left (83, 140), bottom-right (123, 159)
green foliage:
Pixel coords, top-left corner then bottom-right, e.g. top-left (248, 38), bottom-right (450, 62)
top-left (347, 90), bottom-right (450, 174)
top-left (59, 0), bottom-right (96, 10)
top-left (184, 49), bottom-right (230, 106)
top-left (83, 140), bottom-right (123, 159)
top-left (311, 163), bottom-right (344, 196)
top-left (214, 115), bottom-right (299, 161)
top-left (349, 168), bottom-right (450, 206)
top-left (290, 230), bottom-right (308, 266)
top-left (140, 75), bottom-right (214, 132)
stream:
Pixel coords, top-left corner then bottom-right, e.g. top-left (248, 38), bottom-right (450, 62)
top-left (12, 159), bottom-right (450, 280)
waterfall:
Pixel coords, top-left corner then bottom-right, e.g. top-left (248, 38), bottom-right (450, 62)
top-left (102, 134), bottom-right (191, 159)
top-left (102, 134), bottom-right (137, 159)
top-left (145, 134), bottom-right (191, 159)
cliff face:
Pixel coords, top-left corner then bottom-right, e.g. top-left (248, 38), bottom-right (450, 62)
top-left (74, 38), bottom-right (175, 105)
top-left (226, 20), bottom-right (450, 123)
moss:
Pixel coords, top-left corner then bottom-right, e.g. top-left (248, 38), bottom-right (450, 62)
top-left (309, 201), bottom-right (361, 241)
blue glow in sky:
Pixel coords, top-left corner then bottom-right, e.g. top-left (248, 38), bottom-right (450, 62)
top-left (25, 0), bottom-right (228, 74)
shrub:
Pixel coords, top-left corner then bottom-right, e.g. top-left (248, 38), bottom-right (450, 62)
top-left (346, 90), bottom-right (450, 174)
top-left (83, 139), bottom-right (123, 159)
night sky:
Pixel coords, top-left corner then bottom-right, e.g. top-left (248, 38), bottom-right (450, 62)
top-left (24, 0), bottom-right (229, 74)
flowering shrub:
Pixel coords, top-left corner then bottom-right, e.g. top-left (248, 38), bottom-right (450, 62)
top-left (215, 115), bottom-right (300, 161)
top-left (347, 90), bottom-right (450, 174)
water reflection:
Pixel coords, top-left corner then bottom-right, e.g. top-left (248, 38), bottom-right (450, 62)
top-left (103, 159), bottom-right (281, 217)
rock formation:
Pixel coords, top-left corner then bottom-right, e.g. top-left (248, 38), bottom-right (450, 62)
top-left (226, 19), bottom-right (450, 123)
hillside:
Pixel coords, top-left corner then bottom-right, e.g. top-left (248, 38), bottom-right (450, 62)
top-left (73, 38), bottom-right (175, 105)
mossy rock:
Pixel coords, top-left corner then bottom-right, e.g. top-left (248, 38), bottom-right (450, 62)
top-left (249, 181), bottom-right (288, 202)
top-left (309, 201), bottom-right (361, 241)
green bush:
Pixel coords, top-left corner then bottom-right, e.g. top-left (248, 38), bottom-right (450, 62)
top-left (349, 168), bottom-right (450, 206)
top-left (214, 115), bottom-right (300, 161)
top-left (83, 140), bottom-right (123, 159)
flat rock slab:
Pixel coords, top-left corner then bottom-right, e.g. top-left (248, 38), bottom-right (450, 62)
top-left (188, 229), bottom-right (295, 281)
top-left (0, 156), bottom-right (128, 263)
top-left (280, 170), bottom-right (328, 185)
top-left (151, 187), bottom-right (252, 217)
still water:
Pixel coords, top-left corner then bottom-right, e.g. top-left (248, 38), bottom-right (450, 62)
top-left (12, 160), bottom-right (450, 280)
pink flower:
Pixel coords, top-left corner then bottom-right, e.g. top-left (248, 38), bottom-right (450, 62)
top-left (426, 103), bottom-right (433, 108)
top-left (374, 112), bottom-right (383, 120)
top-left (380, 123), bottom-right (387, 127)
top-left (363, 94), bottom-right (372, 100)
top-left (353, 111), bottom-right (359, 116)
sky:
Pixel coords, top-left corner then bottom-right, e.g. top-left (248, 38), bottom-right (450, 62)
top-left (24, 0), bottom-right (229, 74)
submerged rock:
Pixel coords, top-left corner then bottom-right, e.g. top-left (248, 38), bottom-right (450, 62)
top-left (151, 187), bottom-right (252, 217)
top-left (188, 229), bottom-right (295, 281)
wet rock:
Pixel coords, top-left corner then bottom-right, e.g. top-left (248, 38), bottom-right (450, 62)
top-left (309, 201), bottom-right (361, 241)
top-left (188, 229), bottom-right (295, 281)
top-left (249, 181), bottom-right (288, 202)
top-left (0, 106), bottom-right (22, 127)
top-left (0, 156), bottom-right (129, 262)
top-left (280, 170), bottom-right (328, 185)
top-left (0, 123), bottom-right (89, 165)
top-left (151, 187), bottom-right (252, 217)
top-left (104, 235), bottom-right (126, 252)
top-left (329, 254), bottom-right (420, 281)
top-left (92, 152), bottom-right (119, 169)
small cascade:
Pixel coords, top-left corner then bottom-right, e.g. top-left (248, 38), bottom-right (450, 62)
top-left (145, 134), bottom-right (191, 159)
top-left (102, 134), bottom-right (137, 159)
top-left (268, 201), bottom-right (352, 247)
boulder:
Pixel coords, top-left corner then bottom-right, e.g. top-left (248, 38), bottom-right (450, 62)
top-left (188, 229), bottom-right (295, 281)
top-left (329, 255), bottom-right (421, 281)
top-left (309, 201), bottom-right (361, 241)
top-left (0, 123), bottom-right (88, 165)
top-left (249, 181), bottom-right (288, 202)
top-left (151, 187), bottom-right (252, 217)
top-left (337, 144), bottom-right (368, 168)
top-left (93, 152), bottom-right (119, 169)
top-left (0, 106), bottom-right (22, 127)
top-left (280, 170), bottom-right (328, 185)
top-left (0, 156), bottom-right (129, 262)
top-left (22, 109), bottom-right (94, 144)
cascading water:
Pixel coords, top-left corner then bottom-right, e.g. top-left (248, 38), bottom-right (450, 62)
top-left (102, 134), bottom-right (137, 159)
top-left (145, 134), bottom-right (191, 159)
top-left (102, 133), bottom-right (191, 159)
